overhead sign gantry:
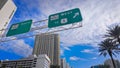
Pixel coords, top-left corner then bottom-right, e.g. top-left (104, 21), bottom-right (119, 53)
top-left (0, 8), bottom-right (83, 42)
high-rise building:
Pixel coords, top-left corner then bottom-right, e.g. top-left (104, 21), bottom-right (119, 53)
top-left (61, 58), bottom-right (71, 68)
top-left (32, 33), bottom-right (60, 65)
top-left (1, 54), bottom-right (50, 68)
top-left (61, 58), bottom-right (67, 68)
top-left (0, 0), bottom-right (17, 36)
top-left (66, 63), bottom-right (70, 68)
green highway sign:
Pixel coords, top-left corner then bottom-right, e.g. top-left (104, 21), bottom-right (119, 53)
top-left (6, 20), bottom-right (32, 37)
top-left (48, 8), bottom-right (83, 28)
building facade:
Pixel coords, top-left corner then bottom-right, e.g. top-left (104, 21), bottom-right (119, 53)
top-left (0, 0), bottom-right (17, 36)
top-left (91, 59), bottom-right (120, 68)
top-left (66, 63), bottom-right (70, 68)
top-left (32, 33), bottom-right (60, 65)
top-left (61, 58), bottom-right (70, 68)
top-left (1, 54), bottom-right (50, 68)
top-left (91, 65), bottom-right (109, 68)
top-left (61, 58), bottom-right (66, 68)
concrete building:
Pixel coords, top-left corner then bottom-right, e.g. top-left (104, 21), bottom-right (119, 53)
top-left (61, 58), bottom-right (66, 68)
top-left (91, 59), bottom-right (120, 68)
top-left (33, 33), bottom-right (60, 66)
top-left (0, 63), bottom-right (1, 68)
top-left (61, 58), bottom-right (71, 68)
top-left (0, 0), bottom-right (17, 36)
top-left (1, 54), bottom-right (50, 68)
top-left (104, 59), bottom-right (120, 68)
top-left (66, 63), bottom-right (70, 68)
top-left (90, 64), bottom-right (109, 68)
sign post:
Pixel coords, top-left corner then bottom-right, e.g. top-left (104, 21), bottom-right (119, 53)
top-left (48, 8), bottom-right (83, 28)
top-left (6, 20), bottom-right (32, 37)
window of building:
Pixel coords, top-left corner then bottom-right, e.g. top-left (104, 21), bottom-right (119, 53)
top-left (9, 10), bottom-right (14, 19)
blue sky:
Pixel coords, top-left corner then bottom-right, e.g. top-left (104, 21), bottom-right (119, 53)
top-left (0, 0), bottom-right (120, 68)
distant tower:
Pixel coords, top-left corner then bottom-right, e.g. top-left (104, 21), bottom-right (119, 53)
top-left (61, 58), bottom-right (67, 68)
top-left (32, 33), bottom-right (60, 65)
top-left (0, 0), bottom-right (17, 36)
top-left (61, 58), bottom-right (71, 68)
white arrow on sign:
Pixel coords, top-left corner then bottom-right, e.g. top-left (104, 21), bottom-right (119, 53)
top-left (73, 12), bottom-right (79, 18)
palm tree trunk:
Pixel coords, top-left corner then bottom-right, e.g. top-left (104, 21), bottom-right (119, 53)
top-left (109, 53), bottom-right (116, 68)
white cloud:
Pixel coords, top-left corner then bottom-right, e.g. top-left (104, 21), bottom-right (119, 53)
top-left (60, 47), bottom-right (70, 56)
top-left (64, 47), bottom-right (71, 51)
top-left (7, 0), bottom-right (120, 57)
top-left (60, 43), bottom-right (71, 56)
top-left (0, 40), bottom-right (33, 57)
top-left (70, 56), bottom-right (86, 61)
top-left (70, 56), bottom-right (80, 61)
top-left (12, 0), bottom-right (120, 49)
top-left (38, 0), bottom-right (120, 48)
top-left (81, 49), bottom-right (93, 53)
top-left (34, 0), bottom-right (120, 56)
top-left (12, 0), bottom-right (120, 48)
top-left (91, 57), bottom-right (97, 60)
top-left (80, 49), bottom-right (94, 54)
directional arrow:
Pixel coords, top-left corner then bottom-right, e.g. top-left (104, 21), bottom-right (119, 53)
top-left (73, 12), bottom-right (79, 18)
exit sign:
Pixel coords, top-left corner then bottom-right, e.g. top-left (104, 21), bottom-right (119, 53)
top-left (48, 8), bottom-right (83, 28)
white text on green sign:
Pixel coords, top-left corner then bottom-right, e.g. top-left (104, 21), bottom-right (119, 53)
top-left (6, 20), bottom-right (32, 36)
top-left (48, 8), bottom-right (83, 28)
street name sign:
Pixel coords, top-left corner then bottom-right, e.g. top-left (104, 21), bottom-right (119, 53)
top-left (48, 8), bottom-right (83, 28)
top-left (6, 20), bottom-right (32, 37)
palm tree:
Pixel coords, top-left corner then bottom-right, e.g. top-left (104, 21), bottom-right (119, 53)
top-left (105, 25), bottom-right (120, 43)
top-left (98, 39), bottom-right (120, 68)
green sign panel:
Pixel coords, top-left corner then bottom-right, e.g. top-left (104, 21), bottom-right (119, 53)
top-left (6, 20), bottom-right (32, 36)
top-left (48, 8), bottom-right (83, 28)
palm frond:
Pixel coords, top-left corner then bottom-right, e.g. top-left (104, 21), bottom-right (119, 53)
top-left (105, 25), bottom-right (120, 39)
top-left (112, 52), bottom-right (117, 57)
top-left (98, 38), bottom-right (120, 57)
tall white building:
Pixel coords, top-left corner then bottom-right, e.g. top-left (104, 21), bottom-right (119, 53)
top-left (1, 54), bottom-right (50, 68)
top-left (0, 0), bottom-right (17, 36)
top-left (61, 58), bottom-right (66, 68)
top-left (33, 33), bottom-right (60, 66)
top-left (66, 63), bottom-right (70, 68)
top-left (61, 58), bottom-right (71, 68)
